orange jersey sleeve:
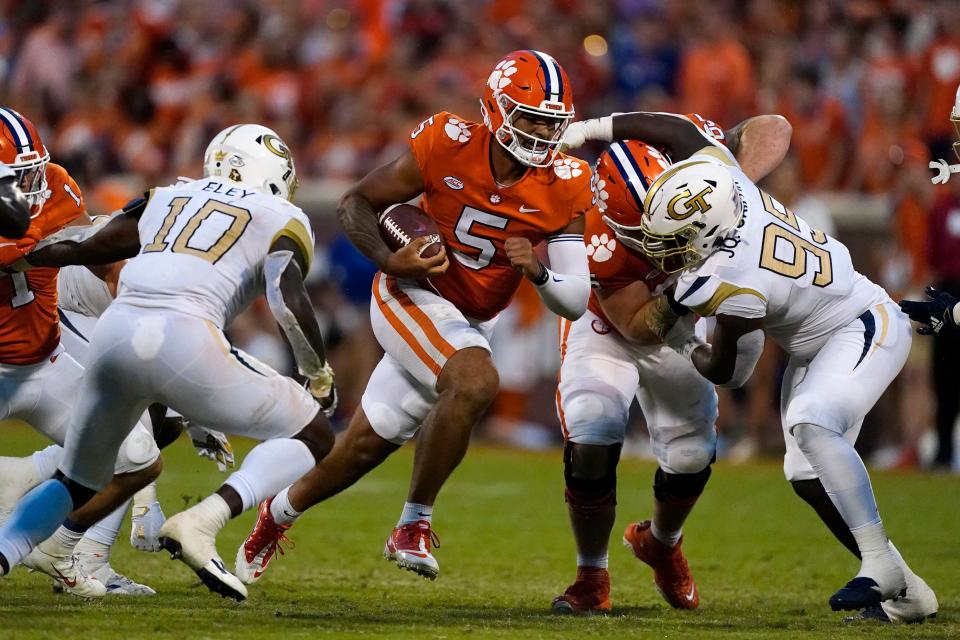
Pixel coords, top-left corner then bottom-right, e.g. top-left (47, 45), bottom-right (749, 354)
top-left (406, 112), bottom-right (593, 320)
top-left (0, 163), bottom-right (86, 364)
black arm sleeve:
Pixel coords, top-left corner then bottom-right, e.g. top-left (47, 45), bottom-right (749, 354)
top-left (611, 113), bottom-right (715, 161)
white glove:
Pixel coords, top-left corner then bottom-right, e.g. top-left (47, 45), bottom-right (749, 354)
top-left (663, 314), bottom-right (707, 362)
top-left (185, 423), bottom-right (235, 472)
top-left (307, 362), bottom-right (338, 417)
top-left (561, 116), bottom-right (614, 150)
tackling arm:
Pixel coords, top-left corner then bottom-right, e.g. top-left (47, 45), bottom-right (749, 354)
top-left (337, 150), bottom-right (447, 278)
top-left (724, 115), bottom-right (792, 182)
top-left (685, 315), bottom-right (765, 388)
top-left (564, 112), bottom-right (715, 161)
top-left (595, 280), bottom-right (679, 345)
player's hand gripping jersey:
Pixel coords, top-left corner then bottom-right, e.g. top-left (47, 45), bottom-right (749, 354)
top-left (408, 111), bottom-right (594, 320)
top-left (672, 149), bottom-right (888, 358)
top-left (0, 163), bottom-right (85, 364)
top-left (117, 177), bottom-right (314, 328)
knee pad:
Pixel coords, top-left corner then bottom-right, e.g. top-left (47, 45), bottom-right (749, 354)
top-left (561, 383), bottom-right (629, 445)
top-left (653, 464), bottom-right (712, 507)
top-left (52, 470), bottom-right (97, 507)
top-left (116, 426), bottom-right (161, 473)
top-left (563, 442), bottom-right (621, 513)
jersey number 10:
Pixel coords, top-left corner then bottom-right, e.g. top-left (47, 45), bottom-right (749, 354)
top-left (143, 197), bottom-right (251, 264)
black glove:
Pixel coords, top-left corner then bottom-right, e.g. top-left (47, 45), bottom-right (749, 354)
top-left (899, 286), bottom-right (959, 335)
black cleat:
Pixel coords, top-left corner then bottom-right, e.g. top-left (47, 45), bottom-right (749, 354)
top-left (830, 577), bottom-right (883, 611)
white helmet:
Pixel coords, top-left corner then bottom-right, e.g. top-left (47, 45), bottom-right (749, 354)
top-left (951, 82), bottom-right (960, 162)
top-left (638, 158), bottom-right (743, 273)
top-left (203, 124), bottom-right (298, 201)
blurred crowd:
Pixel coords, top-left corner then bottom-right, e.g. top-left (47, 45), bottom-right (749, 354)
top-left (3, 0), bottom-right (960, 469)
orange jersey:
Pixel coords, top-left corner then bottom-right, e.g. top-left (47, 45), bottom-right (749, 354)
top-left (408, 112), bottom-right (594, 321)
top-left (585, 208), bottom-right (666, 329)
top-left (0, 163), bottom-right (86, 364)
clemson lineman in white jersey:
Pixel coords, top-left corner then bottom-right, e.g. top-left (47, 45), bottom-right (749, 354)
top-left (564, 110), bottom-right (937, 621)
top-left (0, 124), bottom-right (336, 602)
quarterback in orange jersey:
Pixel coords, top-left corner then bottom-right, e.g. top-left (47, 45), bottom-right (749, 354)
top-left (0, 107), bottom-right (162, 597)
top-left (552, 114), bottom-right (793, 613)
top-left (238, 50), bottom-right (593, 583)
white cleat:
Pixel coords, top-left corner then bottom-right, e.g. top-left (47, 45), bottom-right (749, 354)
top-left (881, 572), bottom-right (938, 623)
top-left (0, 455), bottom-right (39, 525)
top-left (92, 565), bottom-right (157, 596)
top-left (130, 500), bottom-right (166, 552)
top-left (22, 547), bottom-right (106, 598)
top-left (158, 510), bottom-right (247, 601)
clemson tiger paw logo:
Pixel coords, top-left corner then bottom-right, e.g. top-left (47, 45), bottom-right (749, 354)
top-left (586, 233), bottom-right (616, 262)
top-left (553, 158), bottom-right (583, 180)
top-left (487, 60), bottom-right (518, 90)
top-left (590, 172), bottom-right (609, 212)
top-left (444, 118), bottom-right (471, 143)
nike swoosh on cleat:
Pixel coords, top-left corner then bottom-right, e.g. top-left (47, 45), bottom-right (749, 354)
top-left (685, 585), bottom-right (696, 601)
top-left (53, 567), bottom-right (77, 589)
top-left (402, 551), bottom-right (429, 559)
top-left (519, 205), bottom-right (540, 213)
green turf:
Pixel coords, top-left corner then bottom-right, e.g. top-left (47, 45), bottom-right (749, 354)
top-left (0, 423), bottom-right (955, 639)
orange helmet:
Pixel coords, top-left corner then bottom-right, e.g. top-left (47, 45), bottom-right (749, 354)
top-left (594, 140), bottom-right (671, 254)
top-left (0, 107), bottom-right (49, 216)
top-left (481, 50), bottom-right (574, 168)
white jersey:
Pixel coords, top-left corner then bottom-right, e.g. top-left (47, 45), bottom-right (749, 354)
top-left (117, 177), bottom-right (314, 328)
top-left (673, 151), bottom-right (888, 359)
top-left (58, 265), bottom-right (113, 318)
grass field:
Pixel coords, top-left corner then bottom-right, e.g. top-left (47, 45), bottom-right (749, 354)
top-left (0, 423), bottom-right (956, 639)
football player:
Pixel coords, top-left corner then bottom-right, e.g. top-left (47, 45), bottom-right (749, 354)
top-left (237, 50), bottom-right (592, 583)
top-left (0, 124), bottom-right (337, 602)
top-left (0, 108), bottom-right (163, 597)
top-left (564, 111), bottom-right (937, 621)
top-left (900, 84), bottom-right (960, 334)
top-left (552, 114), bottom-right (792, 614)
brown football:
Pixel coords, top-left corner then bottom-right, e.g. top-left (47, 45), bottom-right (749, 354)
top-left (378, 203), bottom-right (443, 259)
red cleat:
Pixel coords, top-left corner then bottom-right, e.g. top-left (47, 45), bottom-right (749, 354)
top-left (623, 520), bottom-right (699, 609)
top-left (234, 498), bottom-right (294, 585)
top-left (551, 566), bottom-right (612, 614)
top-left (384, 520), bottom-right (440, 579)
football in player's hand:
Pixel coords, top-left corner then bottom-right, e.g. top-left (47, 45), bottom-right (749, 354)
top-left (378, 203), bottom-right (443, 258)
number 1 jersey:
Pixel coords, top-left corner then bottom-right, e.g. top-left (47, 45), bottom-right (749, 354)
top-left (408, 112), bottom-right (596, 321)
top-left (118, 177), bottom-right (314, 329)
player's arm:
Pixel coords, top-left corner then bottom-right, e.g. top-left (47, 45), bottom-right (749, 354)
top-left (900, 286), bottom-right (960, 335)
top-left (0, 166), bottom-right (30, 238)
top-left (724, 115), bottom-right (792, 182)
top-left (564, 112), bottom-right (715, 161)
top-left (337, 150), bottom-right (448, 278)
top-left (676, 314), bottom-right (765, 388)
top-left (505, 215), bottom-right (590, 321)
top-left (594, 281), bottom-right (683, 345)
top-left (264, 236), bottom-right (336, 413)
top-left (14, 198), bottom-right (145, 269)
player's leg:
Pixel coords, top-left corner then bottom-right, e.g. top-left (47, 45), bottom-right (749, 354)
top-left (783, 302), bottom-right (923, 610)
top-left (237, 354), bottom-right (423, 584)
top-left (623, 343), bottom-right (718, 610)
top-left (148, 318), bottom-right (334, 600)
top-left (551, 314), bottom-right (637, 613)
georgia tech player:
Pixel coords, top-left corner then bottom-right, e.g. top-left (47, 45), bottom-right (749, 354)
top-left (552, 114), bottom-right (792, 614)
top-left (0, 124), bottom-right (336, 602)
top-left (564, 112), bottom-right (937, 621)
top-left (0, 107), bottom-right (163, 597)
top-left (237, 50), bottom-right (592, 584)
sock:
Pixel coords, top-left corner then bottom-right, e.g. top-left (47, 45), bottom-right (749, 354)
top-left (83, 499), bottom-right (130, 547)
top-left (0, 480), bottom-right (73, 570)
top-left (74, 535), bottom-right (111, 570)
top-left (650, 520), bottom-right (682, 547)
top-left (887, 541), bottom-right (918, 580)
top-left (223, 439), bottom-right (314, 512)
top-left (270, 486), bottom-right (301, 525)
top-left (576, 552), bottom-right (609, 569)
top-left (31, 445), bottom-right (63, 481)
top-left (398, 502), bottom-right (432, 526)
top-left (191, 494), bottom-right (231, 534)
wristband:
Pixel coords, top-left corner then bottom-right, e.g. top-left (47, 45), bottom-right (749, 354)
top-left (584, 116), bottom-right (614, 143)
top-left (532, 263), bottom-right (550, 286)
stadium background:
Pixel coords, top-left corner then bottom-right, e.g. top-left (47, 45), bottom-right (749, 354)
top-left (5, 0), bottom-right (960, 468)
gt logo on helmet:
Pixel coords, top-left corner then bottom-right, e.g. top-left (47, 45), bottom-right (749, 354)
top-left (667, 186), bottom-right (714, 221)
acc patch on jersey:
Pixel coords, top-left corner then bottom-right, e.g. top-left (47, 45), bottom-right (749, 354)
top-left (443, 176), bottom-right (464, 190)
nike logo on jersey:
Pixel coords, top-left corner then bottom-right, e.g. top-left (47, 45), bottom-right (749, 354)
top-left (519, 205), bottom-right (540, 213)
top-left (551, 275), bottom-right (564, 283)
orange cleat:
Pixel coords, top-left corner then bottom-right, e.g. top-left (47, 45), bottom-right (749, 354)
top-left (234, 498), bottom-right (294, 585)
top-left (551, 566), bottom-right (612, 614)
top-left (384, 520), bottom-right (440, 579)
top-left (623, 520), bottom-right (699, 609)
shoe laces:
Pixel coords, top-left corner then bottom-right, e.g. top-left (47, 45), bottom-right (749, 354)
top-left (246, 517), bottom-right (294, 564)
top-left (397, 521), bottom-right (440, 550)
